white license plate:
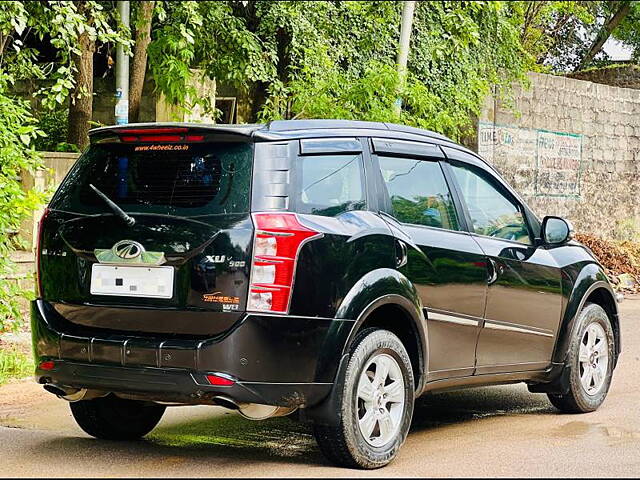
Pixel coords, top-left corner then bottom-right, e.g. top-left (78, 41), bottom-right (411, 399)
top-left (90, 264), bottom-right (174, 299)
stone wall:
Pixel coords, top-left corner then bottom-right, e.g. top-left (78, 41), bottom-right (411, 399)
top-left (567, 64), bottom-right (640, 90)
top-left (477, 72), bottom-right (640, 239)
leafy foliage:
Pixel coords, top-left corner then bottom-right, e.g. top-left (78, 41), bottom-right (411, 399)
top-left (605, 1), bottom-right (640, 63)
top-left (0, 93), bottom-right (45, 331)
top-left (513, 1), bottom-right (598, 70)
top-left (513, 1), bottom-right (640, 72)
top-left (0, 1), bottom-right (129, 331)
top-left (33, 107), bottom-right (81, 152)
top-left (147, 1), bottom-right (533, 141)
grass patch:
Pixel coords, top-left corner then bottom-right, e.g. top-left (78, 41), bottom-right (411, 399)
top-left (0, 345), bottom-right (34, 384)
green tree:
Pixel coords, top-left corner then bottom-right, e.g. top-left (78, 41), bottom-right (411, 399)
top-left (147, 1), bottom-right (534, 141)
top-left (514, 1), bottom-right (598, 70)
top-left (129, 1), bottom-right (155, 123)
top-left (513, 1), bottom-right (640, 72)
top-left (0, 1), bottom-right (128, 330)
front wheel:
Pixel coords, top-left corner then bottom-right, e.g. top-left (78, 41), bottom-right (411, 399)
top-left (548, 303), bottom-right (615, 413)
top-left (70, 394), bottom-right (166, 440)
top-left (313, 329), bottom-right (415, 469)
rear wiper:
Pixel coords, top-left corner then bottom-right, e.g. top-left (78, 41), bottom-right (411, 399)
top-left (89, 184), bottom-right (136, 227)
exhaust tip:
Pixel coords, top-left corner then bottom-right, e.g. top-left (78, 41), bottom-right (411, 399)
top-left (43, 384), bottom-right (96, 402)
top-left (212, 396), bottom-right (240, 411)
top-left (43, 384), bottom-right (70, 397)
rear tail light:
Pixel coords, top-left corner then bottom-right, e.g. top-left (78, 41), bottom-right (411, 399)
top-left (35, 207), bottom-right (50, 298)
top-left (38, 360), bottom-right (55, 371)
top-left (248, 213), bottom-right (322, 313)
top-left (206, 373), bottom-right (235, 386)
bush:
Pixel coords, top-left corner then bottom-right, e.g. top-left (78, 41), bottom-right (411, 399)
top-left (33, 107), bottom-right (79, 153)
top-left (0, 93), bottom-right (46, 332)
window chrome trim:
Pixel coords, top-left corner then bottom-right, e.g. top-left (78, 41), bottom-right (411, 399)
top-left (393, 219), bottom-right (470, 236)
top-left (469, 231), bottom-right (534, 248)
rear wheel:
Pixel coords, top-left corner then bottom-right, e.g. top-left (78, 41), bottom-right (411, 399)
top-left (70, 394), bottom-right (166, 440)
top-left (313, 329), bottom-right (414, 469)
top-left (548, 303), bottom-right (615, 413)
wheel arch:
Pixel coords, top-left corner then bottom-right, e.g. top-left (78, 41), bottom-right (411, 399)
top-left (553, 265), bottom-right (620, 366)
top-left (338, 273), bottom-right (428, 393)
top-left (583, 286), bottom-right (621, 365)
top-left (303, 269), bottom-right (427, 425)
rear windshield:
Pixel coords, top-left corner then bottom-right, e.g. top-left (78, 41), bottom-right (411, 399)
top-left (50, 142), bottom-right (253, 217)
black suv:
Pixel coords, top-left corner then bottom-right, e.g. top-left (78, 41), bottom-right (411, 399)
top-left (33, 120), bottom-right (620, 468)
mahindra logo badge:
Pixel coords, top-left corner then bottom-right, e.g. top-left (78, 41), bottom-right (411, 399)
top-left (112, 240), bottom-right (145, 259)
top-left (94, 240), bottom-right (165, 265)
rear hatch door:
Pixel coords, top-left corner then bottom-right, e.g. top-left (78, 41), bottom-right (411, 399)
top-left (40, 128), bottom-right (254, 336)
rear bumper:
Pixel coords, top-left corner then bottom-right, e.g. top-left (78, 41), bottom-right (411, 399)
top-left (35, 360), bottom-right (332, 407)
top-left (31, 300), bottom-right (354, 407)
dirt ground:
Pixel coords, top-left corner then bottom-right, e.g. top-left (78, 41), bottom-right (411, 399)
top-left (1, 298), bottom-right (639, 477)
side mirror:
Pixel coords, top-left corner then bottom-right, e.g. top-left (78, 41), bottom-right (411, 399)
top-left (541, 216), bottom-right (574, 245)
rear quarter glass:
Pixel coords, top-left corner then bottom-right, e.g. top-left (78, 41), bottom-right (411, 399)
top-left (49, 142), bottom-right (253, 218)
top-left (295, 153), bottom-right (367, 217)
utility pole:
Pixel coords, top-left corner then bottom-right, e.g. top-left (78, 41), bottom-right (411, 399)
top-left (394, 0), bottom-right (416, 116)
top-left (115, 1), bottom-right (130, 125)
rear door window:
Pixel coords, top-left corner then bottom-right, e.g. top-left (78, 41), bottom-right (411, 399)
top-left (378, 156), bottom-right (459, 230)
top-left (296, 154), bottom-right (366, 216)
top-left (49, 142), bottom-right (253, 217)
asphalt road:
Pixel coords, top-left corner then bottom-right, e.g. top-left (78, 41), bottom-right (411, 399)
top-left (2, 298), bottom-right (640, 477)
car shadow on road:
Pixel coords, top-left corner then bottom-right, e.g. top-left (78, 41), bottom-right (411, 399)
top-left (31, 385), bottom-right (558, 468)
top-left (32, 412), bottom-right (328, 469)
top-left (411, 384), bottom-right (557, 432)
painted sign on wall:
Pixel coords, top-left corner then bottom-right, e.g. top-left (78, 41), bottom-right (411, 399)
top-left (478, 122), bottom-right (583, 197)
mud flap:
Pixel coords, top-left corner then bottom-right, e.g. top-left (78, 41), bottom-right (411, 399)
top-left (299, 353), bottom-right (350, 426)
top-left (527, 363), bottom-right (572, 395)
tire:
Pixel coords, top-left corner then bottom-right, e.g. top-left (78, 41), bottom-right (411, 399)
top-left (548, 303), bottom-right (615, 413)
top-left (313, 328), bottom-right (415, 469)
top-left (70, 394), bottom-right (166, 440)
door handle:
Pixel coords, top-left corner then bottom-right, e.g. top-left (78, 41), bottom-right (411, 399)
top-left (395, 239), bottom-right (408, 268)
top-left (487, 258), bottom-right (499, 285)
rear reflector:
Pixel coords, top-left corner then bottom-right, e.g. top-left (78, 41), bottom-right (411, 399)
top-left (39, 361), bottom-right (55, 371)
top-left (206, 374), bottom-right (235, 386)
top-left (248, 213), bottom-right (322, 314)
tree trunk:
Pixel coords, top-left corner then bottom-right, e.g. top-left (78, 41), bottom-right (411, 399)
top-left (575, 1), bottom-right (631, 72)
top-left (67, 29), bottom-right (95, 150)
top-left (129, 0), bottom-right (155, 123)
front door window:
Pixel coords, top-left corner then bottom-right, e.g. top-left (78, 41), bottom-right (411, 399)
top-left (450, 163), bottom-right (531, 245)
